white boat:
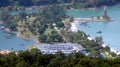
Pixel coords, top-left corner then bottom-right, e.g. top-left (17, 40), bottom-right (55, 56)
top-left (0, 26), bottom-right (5, 30)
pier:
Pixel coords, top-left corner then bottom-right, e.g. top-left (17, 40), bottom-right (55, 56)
top-left (74, 17), bottom-right (114, 23)
top-left (73, 5), bottom-right (113, 23)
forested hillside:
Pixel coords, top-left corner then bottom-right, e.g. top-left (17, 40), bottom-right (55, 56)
top-left (0, 0), bottom-right (120, 7)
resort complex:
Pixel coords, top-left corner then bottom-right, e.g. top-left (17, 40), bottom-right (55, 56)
top-left (1, 0), bottom-right (120, 67)
top-left (33, 43), bottom-right (86, 54)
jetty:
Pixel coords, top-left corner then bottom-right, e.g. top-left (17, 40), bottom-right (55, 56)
top-left (73, 5), bottom-right (113, 23)
top-left (74, 17), bottom-right (113, 23)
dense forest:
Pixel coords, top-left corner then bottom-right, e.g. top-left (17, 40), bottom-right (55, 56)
top-left (0, 0), bottom-right (71, 6)
top-left (0, 48), bottom-right (120, 67)
top-left (73, 0), bottom-right (120, 8)
top-left (0, 0), bottom-right (120, 7)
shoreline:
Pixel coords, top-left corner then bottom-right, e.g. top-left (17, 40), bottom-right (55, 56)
top-left (4, 28), bottom-right (39, 44)
top-left (102, 44), bottom-right (120, 55)
top-left (87, 36), bottom-right (120, 55)
top-left (16, 31), bottom-right (39, 43)
top-left (73, 21), bottom-right (120, 55)
top-left (1, 21), bottom-right (120, 55)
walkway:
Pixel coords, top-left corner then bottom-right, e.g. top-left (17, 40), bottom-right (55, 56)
top-left (74, 17), bottom-right (113, 23)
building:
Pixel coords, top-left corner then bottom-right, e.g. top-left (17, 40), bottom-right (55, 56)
top-left (33, 43), bottom-right (85, 54)
top-left (0, 50), bottom-right (11, 55)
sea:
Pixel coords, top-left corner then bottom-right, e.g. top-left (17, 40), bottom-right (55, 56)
top-left (0, 4), bottom-right (120, 51)
top-left (0, 27), bottom-right (34, 50)
top-left (66, 4), bottom-right (120, 52)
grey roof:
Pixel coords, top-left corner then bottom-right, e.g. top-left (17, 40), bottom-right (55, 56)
top-left (34, 43), bottom-right (85, 54)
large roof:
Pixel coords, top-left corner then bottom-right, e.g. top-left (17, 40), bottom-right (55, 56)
top-left (34, 43), bottom-right (85, 54)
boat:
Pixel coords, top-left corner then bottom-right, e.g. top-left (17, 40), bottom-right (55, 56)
top-left (20, 43), bottom-right (24, 46)
top-left (80, 22), bottom-right (88, 26)
top-left (0, 26), bottom-right (5, 30)
top-left (97, 31), bottom-right (102, 34)
top-left (5, 34), bottom-right (10, 39)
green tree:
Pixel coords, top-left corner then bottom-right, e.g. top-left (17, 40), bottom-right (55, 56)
top-left (16, 60), bottom-right (29, 67)
top-left (49, 33), bottom-right (63, 42)
top-left (0, 9), bottom-right (12, 26)
top-left (18, 12), bottom-right (27, 19)
top-left (95, 36), bottom-right (103, 44)
top-left (8, 22), bottom-right (17, 31)
top-left (74, 52), bottom-right (85, 59)
top-left (56, 22), bottom-right (65, 28)
top-left (38, 26), bottom-right (46, 34)
top-left (109, 52), bottom-right (117, 57)
top-left (104, 46), bottom-right (110, 52)
top-left (38, 34), bottom-right (47, 42)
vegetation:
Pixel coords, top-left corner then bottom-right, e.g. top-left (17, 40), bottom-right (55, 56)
top-left (0, 4), bottom-right (65, 43)
top-left (0, 0), bottom-right (71, 7)
top-left (0, 3), bottom-right (115, 56)
top-left (0, 49), bottom-right (120, 67)
top-left (72, 0), bottom-right (120, 8)
top-left (0, 0), bottom-right (119, 63)
top-left (0, 0), bottom-right (120, 8)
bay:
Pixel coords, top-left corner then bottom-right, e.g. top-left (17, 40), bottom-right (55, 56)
top-left (0, 29), bottom-right (34, 51)
top-left (0, 4), bottom-right (120, 51)
top-left (66, 4), bottom-right (120, 51)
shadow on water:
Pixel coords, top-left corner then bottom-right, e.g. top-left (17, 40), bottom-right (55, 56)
top-left (80, 22), bottom-right (88, 27)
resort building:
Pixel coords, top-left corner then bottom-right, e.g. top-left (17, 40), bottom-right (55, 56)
top-left (0, 50), bottom-right (11, 55)
top-left (33, 43), bottom-right (85, 54)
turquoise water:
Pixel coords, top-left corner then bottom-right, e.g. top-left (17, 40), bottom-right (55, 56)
top-left (66, 4), bottom-right (120, 51)
top-left (0, 28), bottom-right (34, 50)
top-left (0, 4), bottom-right (120, 51)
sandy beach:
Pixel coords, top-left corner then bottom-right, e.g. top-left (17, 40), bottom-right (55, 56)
top-left (70, 21), bottom-right (79, 32)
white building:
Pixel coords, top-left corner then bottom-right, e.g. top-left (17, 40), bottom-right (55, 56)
top-left (34, 43), bottom-right (85, 54)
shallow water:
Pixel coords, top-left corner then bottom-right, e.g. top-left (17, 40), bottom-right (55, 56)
top-left (0, 29), bottom-right (34, 50)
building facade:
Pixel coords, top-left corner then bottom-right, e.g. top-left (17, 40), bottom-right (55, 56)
top-left (34, 43), bottom-right (85, 54)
